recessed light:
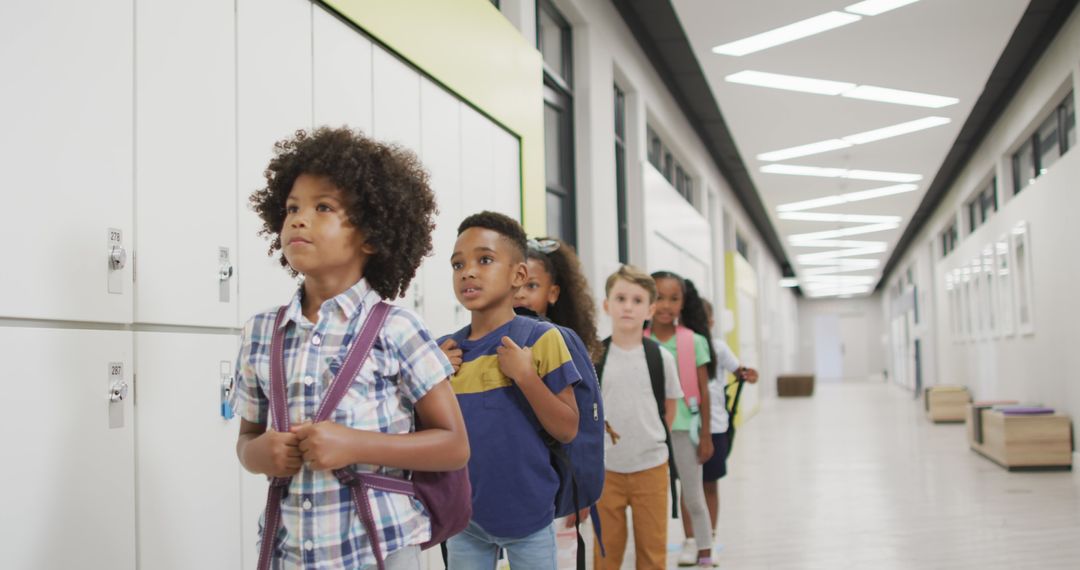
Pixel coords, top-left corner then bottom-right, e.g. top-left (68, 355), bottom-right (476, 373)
top-left (725, 70), bottom-right (855, 95)
top-left (761, 164), bottom-right (921, 183)
top-left (758, 117), bottom-right (951, 162)
top-left (725, 70), bottom-right (958, 109)
top-left (711, 12), bottom-right (862, 56)
top-left (778, 212), bottom-right (902, 224)
top-left (776, 183), bottom-right (918, 212)
top-left (845, 0), bottom-right (920, 17)
top-left (842, 85), bottom-right (958, 108)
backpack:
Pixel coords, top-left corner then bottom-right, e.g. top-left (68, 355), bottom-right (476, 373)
top-left (596, 336), bottom-right (680, 517)
top-left (471, 312), bottom-right (606, 569)
top-left (259, 302), bottom-right (471, 570)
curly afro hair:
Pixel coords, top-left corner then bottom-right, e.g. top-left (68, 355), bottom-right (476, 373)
top-left (526, 238), bottom-right (603, 362)
top-left (249, 127), bottom-right (437, 300)
top-left (651, 271), bottom-right (717, 379)
top-left (456, 211), bottom-right (527, 262)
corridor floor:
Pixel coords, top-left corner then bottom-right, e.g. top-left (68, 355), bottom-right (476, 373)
top-left (701, 382), bottom-right (1080, 569)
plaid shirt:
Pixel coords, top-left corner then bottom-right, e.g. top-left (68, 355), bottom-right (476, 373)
top-left (233, 278), bottom-right (453, 569)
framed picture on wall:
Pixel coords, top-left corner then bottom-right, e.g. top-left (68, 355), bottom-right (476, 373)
top-left (1012, 221), bottom-right (1035, 335)
top-left (995, 236), bottom-right (1014, 336)
top-left (982, 245), bottom-right (997, 338)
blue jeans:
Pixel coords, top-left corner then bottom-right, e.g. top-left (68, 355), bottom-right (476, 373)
top-left (446, 520), bottom-right (557, 570)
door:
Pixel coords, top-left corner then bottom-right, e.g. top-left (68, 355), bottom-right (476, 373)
top-left (3, 328), bottom-right (136, 569)
top-left (0, 0), bottom-right (134, 324)
top-left (136, 331), bottom-right (242, 569)
top-left (237, 0), bottom-right (312, 322)
top-left (135, 0), bottom-right (238, 328)
top-left (839, 313), bottom-right (869, 381)
top-left (814, 314), bottom-right (843, 381)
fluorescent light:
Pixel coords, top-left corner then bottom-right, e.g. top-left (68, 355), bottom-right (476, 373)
top-left (779, 278), bottom-right (800, 288)
top-left (789, 222), bottom-right (899, 242)
top-left (757, 139), bottom-right (853, 162)
top-left (845, 0), bottom-right (920, 16)
top-left (842, 85), bottom-right (958, 108)
top-left (761, 164), bottom-right (921, 183)
top-left (712, 12), bottom-right (862, 56)
top-left (802, 275), bottom-right (876, 286)
top-left (779, 212), bottom-right (902, 224)
top-left (788, 239), bottom-right (888, 249)
top-left (798, 247), bottom-right (887, 263)
top-left (725, 71), bottom-right (855, 96)
top-left (842, 116), bottom-right (951, 145)
top-left (776, 183), bottom-right (918, 212)
top-left (801, 260), bottom-right (880, 274)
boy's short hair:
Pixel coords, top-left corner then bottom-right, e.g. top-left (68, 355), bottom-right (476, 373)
top-left (249, 127), bottom-right (437, 300)
top-left (605, 265), bottom-right (657, 303)
top-left (457, 211), bottom-right (528, 262)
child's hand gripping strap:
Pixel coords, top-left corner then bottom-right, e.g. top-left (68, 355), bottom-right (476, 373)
top-left (258, 302), bottom-right (392, 570)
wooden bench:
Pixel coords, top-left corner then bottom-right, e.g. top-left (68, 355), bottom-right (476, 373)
top-left (924, 385), bottom-right (971, 423)
top-left (777, 374), bottom-right (814, 397)
top-left (966, 405), bottom-right (1073, 471)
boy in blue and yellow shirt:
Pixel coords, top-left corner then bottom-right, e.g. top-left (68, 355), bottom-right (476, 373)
top-left (438, 211), bottom-right (581, 570)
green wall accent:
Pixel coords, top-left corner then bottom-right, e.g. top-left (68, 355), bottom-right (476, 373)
top-left (322, 0), bottom-right (546, 234)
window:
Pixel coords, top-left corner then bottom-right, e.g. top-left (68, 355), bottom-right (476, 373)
top-left (940, 221), bottom-right (958, 257)
top-left (538, 1), bottom-right (576, 245)
top-left (614, 84), bottom-right (629, 264)
top-left (965, 178), bottom-right (997, 234)
top-left (645, 123), bottom-right (695, 205)
top-left (1013, 91), bottom-right (1075, 194)
top-left (735, 231), bottom-right (749, 261)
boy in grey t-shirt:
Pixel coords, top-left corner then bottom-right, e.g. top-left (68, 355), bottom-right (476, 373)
top-left (591, 265), bottom-right (682, 570)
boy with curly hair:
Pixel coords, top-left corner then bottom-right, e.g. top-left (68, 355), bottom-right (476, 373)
top-left (438, 211), bottom-right (581, 570)
top-left (234, 127), bottom-right (469, 569)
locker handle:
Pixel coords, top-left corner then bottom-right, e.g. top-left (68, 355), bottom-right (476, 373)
top-left (108, 380), bottom-right (129, 403)
top-left (218, 262), bottom-right (234, 282)
top-left (109, 245), bottom-right (127, 270)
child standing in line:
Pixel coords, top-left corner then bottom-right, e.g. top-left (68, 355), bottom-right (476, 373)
top-left (649, 271), bottom-right (716, 568)
top-left (233, 127), bottom-right (470, 570)
top-left (592, 265), bottom-right (683, 570)
top-left (438, 212), bottom-right (581, 570)
top-left (688, 299), bottom-right (759, 560)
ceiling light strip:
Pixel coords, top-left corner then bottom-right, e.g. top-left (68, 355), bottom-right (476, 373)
top-left (762, 164), bottom-right (921, 183)
top-left (711, 12), bottom-right (862, 56)
top-left (757, 117), bottom-right (950, 161)
top-left (724, 70), bottom-right (958, 108)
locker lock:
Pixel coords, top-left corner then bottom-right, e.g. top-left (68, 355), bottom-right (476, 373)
top-left (218, 263), bottom-right (234, 282)
top-left (108, 380), bottom-right (129, 403)
top-left (109, 245), bottom-right (127, 270)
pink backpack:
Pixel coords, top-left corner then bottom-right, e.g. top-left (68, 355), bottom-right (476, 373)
top-left (257, 301), bottom-right (471, 570)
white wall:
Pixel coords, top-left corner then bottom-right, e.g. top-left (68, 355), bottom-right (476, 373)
top-left (883, 7), bottom-right (1080, 418)
top-left (539, 0), bottom-right (798, 361)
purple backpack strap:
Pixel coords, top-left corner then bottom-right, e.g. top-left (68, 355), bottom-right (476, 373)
top-left (257, 302), bottom-right (392, 570)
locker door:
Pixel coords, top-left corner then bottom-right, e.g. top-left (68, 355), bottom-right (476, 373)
top-left (461, 103), bottom-right (496, 216)
top-left (135, 331), bottom-right (242, 570)
top-left (420, 78), bottom-right (463, 337)
top-left (372, 46), bottom-right (423, 311)
top-left (1, 328), bottom-right (135, 569)
top-left (313, 5), bottom-right (374, 133)
top-left (237, 0), bottom-right (312, 321)
top-left (492, 126), bottom-right (522, 222)
top-left (135, 0), bottom-right (238, 328)
top-left (240, 468), bottom-right (269, 570)
top-left (0, 1), bottom-right (133, 323)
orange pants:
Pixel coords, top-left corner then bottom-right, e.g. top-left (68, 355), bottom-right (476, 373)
top-left (593, 462), bottom-right (669, 570)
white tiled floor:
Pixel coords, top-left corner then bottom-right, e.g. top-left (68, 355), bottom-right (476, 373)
top-left (700, 381), bottom-right (1080, 569)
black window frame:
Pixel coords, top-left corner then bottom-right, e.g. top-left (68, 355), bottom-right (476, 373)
top-left (1013, 91), bottom-right (1075, 195)
top-left (537, 0), bottom-right (576, 246)
top-left (614, 83), bottom-right (629, 264)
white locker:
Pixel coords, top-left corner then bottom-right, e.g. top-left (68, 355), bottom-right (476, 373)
top-left (1, 328), bottom-right (135, 569)
top-left (0, 1), bottom-right (133, 323)
top-left (313, 6), bottom-right (374, 133)
top-left (240, 466), bottom-right (270, 569)
top-left (236, 0), bottom-right (312, 321)
top-left (135, 0), bottom-right (238, 328)
top-left (135, 331), bottom-right (242, 570)
top-left (419, 78), bottom-right (464, 336)
top-left (491, 126), bottom-right (522, 222)
top-left (372, 45), bottom-right (423, 311)
top-left (460, 104), bottom-right (496, 215)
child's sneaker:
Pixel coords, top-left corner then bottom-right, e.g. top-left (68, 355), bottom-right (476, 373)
top-left (677, 539), bottom-right (697, 566)
top-left (696, 556), bottom-right (716, 568)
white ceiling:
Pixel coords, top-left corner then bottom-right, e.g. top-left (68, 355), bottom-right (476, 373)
top-left (670, 0), bottom-right (1029, 297)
